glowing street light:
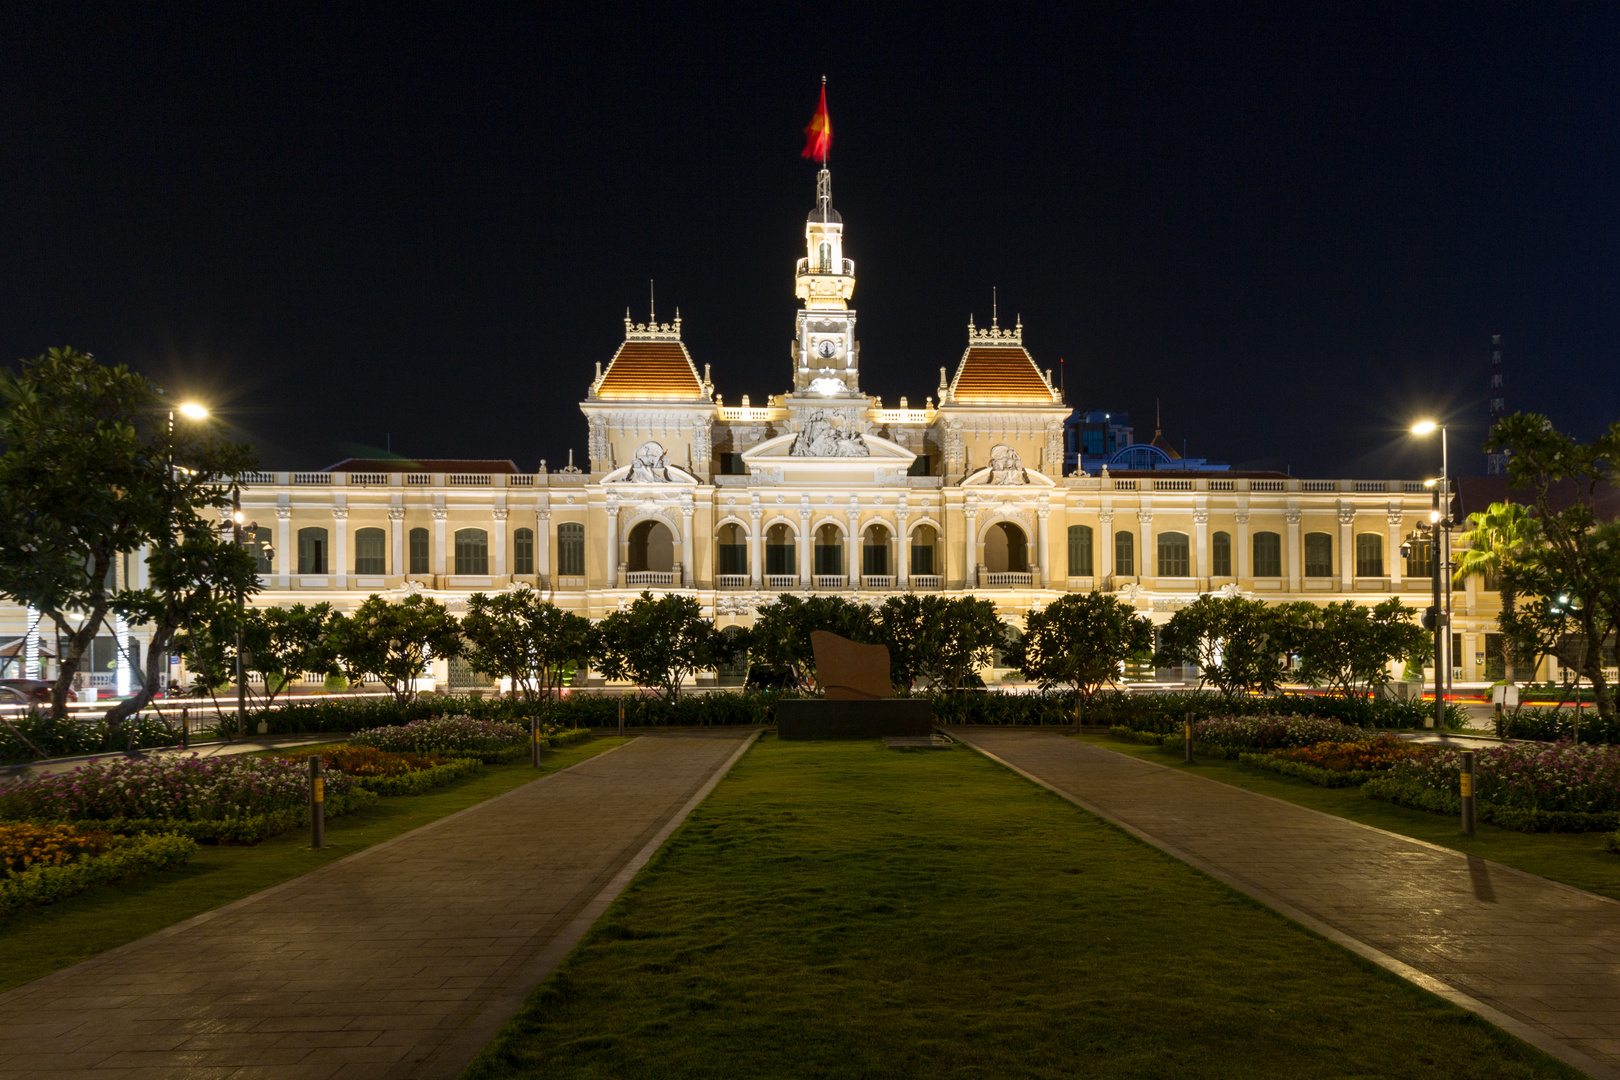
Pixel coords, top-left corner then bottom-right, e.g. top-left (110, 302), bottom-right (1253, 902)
top-left (177, 401), bottom-right (209, 420)
top-left (1410, 419), bottom-right (1452, 728)
top-left (1411, 420), bottom-right (1438, 435)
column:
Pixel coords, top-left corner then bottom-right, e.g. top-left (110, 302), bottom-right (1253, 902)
top-left (748, 507), bottom-right (763, 588)
top-left (605, 502), bottom-right (620, 589)
top-left (1097, 510), bottom-right (1114, 588)
top-left (1194, 509), bottom-right (1209, 587)
top-left (1235, 510), bottom-right (1251, 582)
top-left (276, 506), bottom-right (292, 589)
top-left (1285, 508), bottom-right (1302, 593)
top-left (963, 507), bottom-right (978, 589)
top-left (332, 507), bottom-right (349, 588)
top-left (536, 508), bottom-right (551, 587)
top-left (896, 511), bottom-right (910, 588)
top-left (799, 507), bottom-right (813, 587)
top-left (432, 507), bottom-right (448, 577)
top-left (1138, 509), bottom-right (1154, 581)
top-left (1388, 511), bottom-right (1405, 590)
top-left (1036, 505), bottom-right (1050, 588)
top-left (846, 509), bottom-right (861, 586)
top-left (683, 501), bottom-right (696, 586)
top-left (493, 508), bottom-right (509, 578)
top-left (389, 506), bottom-right (405, 578)
top-left (1339, 505), bottom-right (1355, 591)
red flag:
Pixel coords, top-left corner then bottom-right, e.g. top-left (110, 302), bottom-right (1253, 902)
top-left (802, 83), bottom-right (831, 162)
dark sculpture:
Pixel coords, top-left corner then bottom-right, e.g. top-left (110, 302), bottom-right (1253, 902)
top-left (811, 630), bottom-right (894, 700)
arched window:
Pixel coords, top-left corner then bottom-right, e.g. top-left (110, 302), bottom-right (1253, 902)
top-left (1157, 531), bottom-right (1190, 577)
top-left (1211, 531), bottom-right (1232, 577)
top-left (1067, 524), bottom-right (1093, 576)
top-left (1355, 533), bottom-right (1383, 577)
top-left (627, 521), bottom-right (674, 573)
top-left (985, 522), bottom-right (1028, 573)
top-left (513, 528), bottom-right (535, 575)
top-left (766, 523), bottom-right (796, 575)
top-left (818, 240), bottom-right (831, 271)
top-left (558, 522), bottom-right (585, 576)
top-left (911, 524), bottom-right (937, 576)
top-left (1253, 532), bottom-right (1282, 577)
top-left (454, 528), bottom-right (489, 575)
top-left (409, 527), bottom-right (430, 574)
top-left (716, 523), bottom-right (747, 575)
top-left (354, 527), bottom-right (386, 575)
top-left (1304, 532), bottom-right (1333, 577)
top-left (249, 526), bottom-right (273, 574)
top-left (1115, 531), bottom-right (1135, 576)
top-left (297, 527), bottom-right (328, 574)
top-left (863, 525), bottom-right (890, 576)
top-left (814, 523), bottom-right (843, 575)
top-left (1405, 536), bottom-right (1433, 579)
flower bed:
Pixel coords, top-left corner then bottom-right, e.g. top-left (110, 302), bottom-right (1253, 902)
top-left (286, 746), bottom-right (483, 797)
top-left (0, 755), bottom-right (375, 844)
top-left (1191, 714), bottom-right (1365, 753)
top-left (1239, 736), bottom-right (1438, 787)
top-left (1365, 741), bottom-right (1620, 832)
top-left (1, 829), bottom-right (195, 916)
top-left (351, 715), bottom-right (529, 762)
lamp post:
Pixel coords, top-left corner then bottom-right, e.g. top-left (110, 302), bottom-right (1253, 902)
top-left (1412, 420), bottom-right (1453, 726)
top-left (228, 486), bottom-right (271, 738)
top-left (159, 402), bottom-right (212, 704)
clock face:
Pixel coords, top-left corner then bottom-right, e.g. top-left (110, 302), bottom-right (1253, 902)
top-left (817, 339), bottom-right (837, 359)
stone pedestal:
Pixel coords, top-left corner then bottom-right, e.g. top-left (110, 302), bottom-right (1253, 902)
top-left (775, 698), bottom-right (934, 740)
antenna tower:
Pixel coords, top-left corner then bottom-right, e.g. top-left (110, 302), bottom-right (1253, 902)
top-left (1486, 333), bottom-right (1508, 475)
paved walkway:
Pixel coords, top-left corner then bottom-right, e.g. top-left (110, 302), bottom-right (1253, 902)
top-left (955, 728), bottom-right (1620, 1080)
top-left (0, 730), bottom-right (757, 1080)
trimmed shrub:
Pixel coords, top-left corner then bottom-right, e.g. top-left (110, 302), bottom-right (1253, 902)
top-left (0, 832), bottom-right (196, 916)
top-left (49, 789), bottom-right (378, 845)
top-left (1191, 714), bottom-right (1364, 751)
top-left (930, 690), bottom-right (1464, 732)
top-left (1240, 754), bottom-right (1381, 788)
top-left (347, 758), bottom-right (482, 796)
top-left (351, 715), bottom-right (527, 758)
top-left (0, 711), bottom-right (190, 765)
top-left (1107, 726), bottom-right (1170, 746)
top-left (1502, 707), bottom-right (1620, 746)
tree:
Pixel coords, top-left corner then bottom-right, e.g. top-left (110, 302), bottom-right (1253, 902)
top-left (875, 594), bottom-right (932, 691)
top-left (1009, 591), bottom-right (1153, 704)
top-left (592, 591), bottom-right (734, 700)
top-left (0, 348), bottom-right (256, 726)
top-left (332, 594), bottom-right (463, 704)
top-left (916, 596), bottom-right (1007, 692)
top-left (461, 588), bottom-right (592, 701)
top-left (1293, 599), bottom-right (1431, 699)
top-left (175, 602), bottom-right (339, 710)
top-left (1153, 594), bottom-right (1295, 700)
top-left (1497, 560), bottom-right (1599, 705)
top-left (1486, 414), bottom-right (1620, 721)
top-left (748, 594), bottom-right (878, 685)
top-left (1453, 501), bottom-right (1541, 683)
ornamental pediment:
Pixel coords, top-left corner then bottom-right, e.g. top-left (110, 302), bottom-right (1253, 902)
top-left (740, 428), bottom-right (915, 485)
top-left (960, 445), bottom-right (1056, 487)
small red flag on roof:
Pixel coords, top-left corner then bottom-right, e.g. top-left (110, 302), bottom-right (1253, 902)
top-left (802, 81), bottom-right (831, 162)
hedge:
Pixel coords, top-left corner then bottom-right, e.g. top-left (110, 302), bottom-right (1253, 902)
top-left (1502, 707), bottom-right (1620, 745)
top-left (933, 690), bottom-right (1465, 732)
top-left (1237, 753), bottom-right (1380, 788)
top-left (1363, 776), bottom-right (1620, 833)
top-left (1, 711), bottom-right (193, 766)
top-left (1108, 726), bottom-right (1170, 746)
top-left (53, 788), bottom-right (379, 845)
top-left (0, 832), bottom-right (197, 917)
top-left (351, 757), bottom-right (482, 796)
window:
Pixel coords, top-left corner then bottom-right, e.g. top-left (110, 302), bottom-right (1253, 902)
top-left (766, 524), bottom-right (795, 575)
top-left (1115, 531), bottom-right (1134, 576)
top-left (911, 525), bottom-right (936, 576)
top-left (354, 527), bottom-right (386, 575)
top-left (814, 524), bottom-right (843, 575)
top-left (558, 523), bottom-right (585, 576)
top-left (1211, 531), bottom-right (1232, 577)
top-left (1406, 536), bottom-right (1433, 579)
top-left (717, 523), bottom-right (748, 575)
top-left (1304, 532), bottom-right (1333, 577)
top-left (718, 453), bottom-right (747, 475)
top-left (863, 527), bottom-right (889, 576)
top-left (454, 528), bottom-right (489, 575)
top-left (818, 240), bottom-right (831, 270)
top-left (1157, 531), bottom-right (1190, 577)
top-left (1355, 533), bottom-right (1383, 577)
top-left (409, 527), bottom-right (429, 574)
top-left (907, 454), bottom-right (930, 476)
top-left (249, 526), bottom-right (273, 573)
top-left (1253, 532), bottom-right (1282, 577)
top-left (513, 528), bottom-right (534, 575)
top-left (297, 527), bottom-right (328, 574)
top-left (1067, 525), bottom-right (1093, 576)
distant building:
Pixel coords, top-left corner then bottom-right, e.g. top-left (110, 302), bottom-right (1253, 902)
top-left (1064, 408), bottom-right (1228, 474)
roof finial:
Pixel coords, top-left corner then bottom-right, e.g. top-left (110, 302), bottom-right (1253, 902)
top-left (992, 286), bottom-right (998, 329)
top-left (649, 279), bottom-right (655, 322)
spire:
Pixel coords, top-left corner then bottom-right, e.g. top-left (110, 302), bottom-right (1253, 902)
top-left (649, 279), bottom-right (655, 322)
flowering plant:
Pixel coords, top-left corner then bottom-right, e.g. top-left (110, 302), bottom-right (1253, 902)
top-left (1191, 713), bottom-right (1364, 751)
top-left (1272, 736), bottom-right (1436, 773)
top-left (1380, 741), bottom-right (1620, 814)
top-left (0, 822), bottom-right (120, 875)
top-left (0, 754), bottom-right (357, 823)
top-left (351, 715), bottom-right (529, 756)
top-left (297, 745), bottom-right (451, 778)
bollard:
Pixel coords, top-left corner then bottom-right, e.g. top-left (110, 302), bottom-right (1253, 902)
top-left (1184, 713), bottom-right (1193, 764)
top-left (1074, 698), bottom-right (1083, 734)
top-left (532, 715), bottom-right (543, 769)
top-left (309, 755), bottom-right (325, 849)
top-left (618, 698), bottom-right (625, 737)
top-left (1460, 750), bottom-right (1476, 837)
top-left (181, 707), bottom-right (189, 751)
top-left (1494, 701), bottom-right (1504, 740)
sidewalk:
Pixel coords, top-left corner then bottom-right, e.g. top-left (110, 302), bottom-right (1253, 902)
top-left (0, 729), bottom-right (757, 1080)
top-left (954, 728), bottom-right (1620, 1080)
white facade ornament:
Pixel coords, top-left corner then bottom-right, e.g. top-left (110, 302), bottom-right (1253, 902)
top-left (1339, 507), bottom-right (1357, 525)
top-left (790, 410), bottom-right (870, 457)
top-left (432, 508), bottom-right (448, 520)
top-left (388, 506), bottom-right (406, 521)
top-left (618, 441), bottom-right (671, 483)
top-left (988, 444), bottom-right (1026, 485)
top-left (492, 508), bottom-right (509, 521)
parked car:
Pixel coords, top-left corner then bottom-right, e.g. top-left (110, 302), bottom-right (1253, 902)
top-left (0, 679), bottom-right (76, 704)
top-left (0, 685), bottom-right (31, 709)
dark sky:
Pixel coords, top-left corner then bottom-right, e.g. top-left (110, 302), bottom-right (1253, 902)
top-left (4, 4), bottom-right (1617, 478)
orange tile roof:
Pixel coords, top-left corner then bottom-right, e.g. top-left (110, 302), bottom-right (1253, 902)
top-left (596, 341), bottom-right (705, 400)
top-left (950, 346), bottom-right (1054, 404)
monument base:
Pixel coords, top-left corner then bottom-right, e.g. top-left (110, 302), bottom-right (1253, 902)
top-left (775, 698), bottom-right (935, 740)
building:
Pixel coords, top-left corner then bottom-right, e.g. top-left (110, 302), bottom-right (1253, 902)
top-left (2, 163), bottom-right (1505, 693)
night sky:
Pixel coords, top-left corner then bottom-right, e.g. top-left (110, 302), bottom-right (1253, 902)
top-left (3, 4), bottom-right (1617, 478)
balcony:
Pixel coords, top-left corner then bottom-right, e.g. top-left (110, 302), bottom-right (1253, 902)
top-left (794, 257), bottom-right (855, 277)
top-left (909, 575), bottom-right (942, 589)
top-left (765, 574), bottom-right (799, 590)
top-left (814, 574), bottom-right (848, 589)
top-left (626, 571), bottom-right (676, 587)
top-left (716, 574), bottom-right (750, 590)
top-left (861, 575), bottom-right (895, 590)
top-left (984, 572), bottom-right (1033, 587)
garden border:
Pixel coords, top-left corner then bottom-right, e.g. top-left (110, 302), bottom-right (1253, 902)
top-left (958, 730), bottom-right (1620, 1080)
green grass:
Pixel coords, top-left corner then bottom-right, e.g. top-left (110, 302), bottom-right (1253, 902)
top-left (0, 735), bottom-right (630, 993)
top-left (1084, 734), bottom-right (1620, 902)
top-left (464, 736), bottom-right (1580, 1080)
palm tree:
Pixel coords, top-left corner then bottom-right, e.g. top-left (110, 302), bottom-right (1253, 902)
top-left (1454, 501), bottom-right (1541, 684)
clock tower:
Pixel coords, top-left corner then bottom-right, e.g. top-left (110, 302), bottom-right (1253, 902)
top-left (791, 167), bottom-right (861, 397)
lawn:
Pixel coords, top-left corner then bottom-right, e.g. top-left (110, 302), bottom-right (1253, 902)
top-left (1084, 733), bottom-right (1620, 902)
top-left (464, 735), bottom-right (1580, 1080)
top-left (0, 735), bottom-right (629, 993)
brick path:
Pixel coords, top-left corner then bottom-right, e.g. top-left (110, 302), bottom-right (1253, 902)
top-left (955, 728), bottom-right (1620, 1080)
top-left (0, 730), bottom-right (757, 1080)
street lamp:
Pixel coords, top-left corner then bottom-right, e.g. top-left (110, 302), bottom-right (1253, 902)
top-left (1412, 420), bottom-right (1453, 727)
top-left (177, 401), bottom-right (209, 421)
